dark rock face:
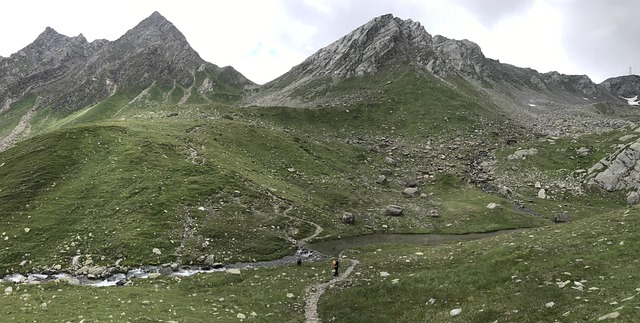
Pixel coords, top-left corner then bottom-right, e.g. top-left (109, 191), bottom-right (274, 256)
top-left (601, 75), bottom-right (640, 99)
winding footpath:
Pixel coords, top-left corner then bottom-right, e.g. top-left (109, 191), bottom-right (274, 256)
top-left (304, 256), bottom-right (359, 323)
top-left (272, 198), bottom-right (358, 323)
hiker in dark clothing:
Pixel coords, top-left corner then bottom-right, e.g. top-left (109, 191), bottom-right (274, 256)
top-left (296, 255), bottom-right (302, 266)
top-left (332, 259), bottom-right (340, 276)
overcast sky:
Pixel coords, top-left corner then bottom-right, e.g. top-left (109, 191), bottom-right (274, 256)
top-left (0, 0), bottom-right (637, 84)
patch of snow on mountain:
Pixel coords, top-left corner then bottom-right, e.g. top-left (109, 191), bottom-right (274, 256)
top-left (621, 95), bottom-right (639, 106)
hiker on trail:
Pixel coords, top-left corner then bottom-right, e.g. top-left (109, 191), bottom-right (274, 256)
top-left (332, 259), bottom-right (340, 276)
top-left (296, 247), bottom-right (303, 266)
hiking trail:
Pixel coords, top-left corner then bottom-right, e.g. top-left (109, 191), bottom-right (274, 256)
top-left (303, 253), bottom-right (359, 323)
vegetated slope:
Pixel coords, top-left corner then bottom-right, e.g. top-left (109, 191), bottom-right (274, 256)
top-left (321, 206), bottom-right (640, 322)
top-left (0, 97), bottom-right (558, 274)
top-left (0, 194), bottom-right (635, 322)
top-left (0, 11), bottom-right (253, 149)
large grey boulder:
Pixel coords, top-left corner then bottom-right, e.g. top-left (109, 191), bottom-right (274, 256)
top-left (588, 142), bottom-right (640, 191)
top-left (385, 205), bottom-right (403, 216)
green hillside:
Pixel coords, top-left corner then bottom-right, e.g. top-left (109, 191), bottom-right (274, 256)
top-left (0, 65), bottom-right (633, 322)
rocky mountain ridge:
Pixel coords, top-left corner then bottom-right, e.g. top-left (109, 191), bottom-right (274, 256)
top-left (0, 11), bottom-right (253, 115)
top-left (246, 14), bottom-right (639, 137)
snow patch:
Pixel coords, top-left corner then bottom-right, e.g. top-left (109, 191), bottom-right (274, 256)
top-left (528, 103), bottom-right (536, 107)
top-left (621, 95), bottom-right (639, 106)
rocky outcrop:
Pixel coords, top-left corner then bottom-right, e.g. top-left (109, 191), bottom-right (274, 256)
top-left (586, 138), bottom-right (640, 203)
top-left (601, 75), bottom-right (640, 100)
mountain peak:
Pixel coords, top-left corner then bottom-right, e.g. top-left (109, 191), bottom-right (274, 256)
top-left (289, 14), bottom-right (432, 80)
top-left (35, 27), bottom-right (67, 43)
top-left (119, 11), bottom-right (188, 48)
top-left (142, 11), bottom-right (171, 27)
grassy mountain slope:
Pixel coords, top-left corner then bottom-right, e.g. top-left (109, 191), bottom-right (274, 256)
top-left (0, 92), bottom-right (553, 274)
top-left (0, 51), bottom-right (633, 323)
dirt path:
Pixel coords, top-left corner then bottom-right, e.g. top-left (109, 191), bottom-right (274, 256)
top-left (266, 196), bottom-right (351, 323)
top-left (269, 197), bottom-right (356, 322)
top-left (304, 256), bottom-right (360, 323)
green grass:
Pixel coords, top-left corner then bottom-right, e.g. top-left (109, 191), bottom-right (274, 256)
top-left (319, 206), bottom-right (640, 322)
top-left (0, 93), bottom-right (37, 138)
top-left (253, 67), bottom-right (516, 140)
top-left (0, 263), bottom-right (327, 322)
top-left (0, 63), bottom-right (637, 322)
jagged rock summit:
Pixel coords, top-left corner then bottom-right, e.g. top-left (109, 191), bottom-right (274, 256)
top-left (246, 14), bottom-right (490, 107)
top-left (0, 11), bottom-right (253, 115)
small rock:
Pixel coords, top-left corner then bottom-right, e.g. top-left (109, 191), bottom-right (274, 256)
top-left (152, 248), bottom-right (162, 255)
top-left (426, 298), bottom-right (436, 305)
top-left (379, 271), bottom-right (390, 277)
top-left (376, 175), bottom-right (388, 185)
top-left (24, 228), bottom-right (31, 233)
top-left (286, 293), bottom-right (294, 298)
top-left (342, 212), bottom-right (355, 224)
top-left (486, 203), bottom-right (500, 210)
top-left (4, 287), bottom-right (13, 295)
top-left (226, 268), bottom-right (242, 275)
top-left (508, 148), bottom-right (538, 160)
top-left (385, 205), bottom-right (403, 216)
top-left (537, 188), bottom-right (547, 199)
top-left (619, 135), bottom-right (636, 142)
top-left (197, 206), bottom-right (205, 211)
top-left (554, 213), bottom-right (571, 223)
top-left (148, 273), bottom-right (161, 279)
top-left (391, 278), bottom-right (399, 284)
top-left (576, 147), bottom-right (591, 156)
top-left (237, 313), bottom-right (246, 319)
top-left (450, 308), bottom-right (462, 317)
top-left (597, 311), bottom-right (620, 321)
top-left (545, 301), bottom-right (555, 308)
top-left (402, 187), bottom-right (419, 198)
